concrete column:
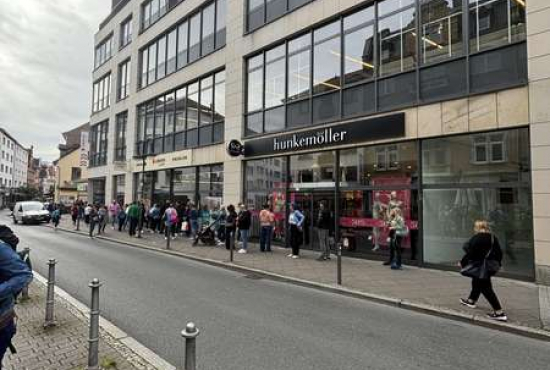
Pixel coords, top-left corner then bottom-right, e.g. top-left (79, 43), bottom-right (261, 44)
top-left (527, 0), bottom-right (550, 328)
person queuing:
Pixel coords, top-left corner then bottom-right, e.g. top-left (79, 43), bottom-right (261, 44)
top-left (164, 203), bottom-right (177, 240)
top-left (237, 203), bottom-right (251, 254)
top-left (316, 201), bottom-right (332, 261)
top-left (117, 205), bottom-right (128, 232)
top-left (384, 208), bottom-right (407, 270)
top-left (259, 204), bottom-right (274, 253)
top-left (225, 205), bottom-right (237, 251)
top-left (108, 201), bottom-right (120, 230)
top-left (460, 220), bottom-right (507, 322)
top-left (70, 203), bottom-right (79, 227)
top-left (127, 202), bottom-right (140, 237)
top-left (148, 204), bottom-right (161, 233)
top-left (288, 204), bottom-right (305, 259)
top-left (89, 205), bottom-right (99, 238)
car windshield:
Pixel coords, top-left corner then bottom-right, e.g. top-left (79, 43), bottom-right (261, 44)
top-left (23, 203), bottom-right (45, 212)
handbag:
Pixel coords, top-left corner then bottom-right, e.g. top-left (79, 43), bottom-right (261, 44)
top-left (182, 221), bottom-right (189, 231)
top-left (460, 235), bottom-right (501, 280)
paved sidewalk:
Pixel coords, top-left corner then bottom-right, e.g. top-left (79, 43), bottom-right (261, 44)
top-left (5, 280), bottom-right (161, 370)
top-left (54, 219), bottom-right (545, 335)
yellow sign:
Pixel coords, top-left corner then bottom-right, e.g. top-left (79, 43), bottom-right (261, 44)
top-left (132, 150), bottom-right (192, 172)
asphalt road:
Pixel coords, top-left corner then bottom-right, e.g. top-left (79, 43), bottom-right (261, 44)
top-left (8, 218), bottom-right (550, 370)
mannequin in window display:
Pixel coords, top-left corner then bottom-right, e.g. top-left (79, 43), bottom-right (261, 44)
top-left (387, 191), bottom-right (403, 217)
top-left (370, 192), bottom-right (386, 251)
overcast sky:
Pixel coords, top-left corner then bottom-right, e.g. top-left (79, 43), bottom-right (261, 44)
top-left (0, 0), bottom-right (111, 161)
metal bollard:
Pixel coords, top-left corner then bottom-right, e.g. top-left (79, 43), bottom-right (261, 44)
top-left (167, 231), bottom-right (171, 250)
top-left (181, 322), bottom-right (200, 370)
top-left (76, 216), bottom-right (81, 231)
top-left (336, 242), bottom-right (342, 286)
top-left (87, 278), bottom-right (102, 370)
top-left (44, 259), bottom-right (57, 328)
top-left (21, 248), bottom-right (31, 300)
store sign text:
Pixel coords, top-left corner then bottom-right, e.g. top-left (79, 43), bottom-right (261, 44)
top-left (273, 128), bottom-right (347, 151)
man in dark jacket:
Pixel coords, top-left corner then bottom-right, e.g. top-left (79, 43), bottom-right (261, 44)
top-left (237, 204), bottom-right (251, 254)
top-left (0, 235), bottom-right (33, 367)
top-left (316, 201), bottom-right (332, 261)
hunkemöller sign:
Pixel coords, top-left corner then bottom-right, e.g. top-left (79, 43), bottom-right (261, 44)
top-left (244, 113), bottom-right (405, 157)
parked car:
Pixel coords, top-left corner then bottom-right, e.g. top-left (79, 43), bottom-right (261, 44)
top-left (12, 201), bottom-right (51, 224)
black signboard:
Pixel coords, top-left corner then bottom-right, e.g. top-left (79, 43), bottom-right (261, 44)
top-left (244, 113), bottom-right (405, 157)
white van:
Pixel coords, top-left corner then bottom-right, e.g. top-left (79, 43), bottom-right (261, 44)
top-left (13, 201), bottom-right (51, 224)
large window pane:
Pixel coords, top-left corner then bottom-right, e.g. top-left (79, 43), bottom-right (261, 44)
top-left (202, 3), bottom-right (216, 55)
top-left (313, 91), bottom-right (340, 123)
top-left (175, 87), bottom-right (186, 132)
top-left (344, 7), bottom-right (375, 84)
top-left (187, 82), bottom-right (199, 129)
top-left (214, 71), bottom-right (226, 122)
top-left (157, 36), bottom-right (167, 79)
top-left (154, 96), bottom-right (165, 138)
top-left (165, 92), bottom-right (175, 135)
top-left (290, 152), bottom-right (336, 188)
top-left (247, 54), bottom-right (264, 112)
top-left (287, 34), bottom-right (311, 101)
top-left (421, 0), bottom-right (464, 64)
top-left (378, 7), bottom-right (417, 77)
top-left (167, 29), bottom-right (177, 74)
top-left (248, 0), bottom-right (265, 31)
top-left (422, 128), bottom-right (531, 185)
top-left (215, 0), bottom-right (227, 48)
top-left (264, 106), bottom-right (285, 133)
top-left (420, 59), bottom-right (467, 101)
top-left (266, 0), bottom-right (286, 22)
top-left (173, 167), bottom-right (196, 205)
top-left (148, 43), bottom-right (157, 84)
top-left (343, 82), bottom-right (375, 117)
top-left (141, 48), bottom-right (148, 87)
top-left (313, 22), bottom-right (341, 94)
top-left (265, 45), bottom-right (286, 108)
top-left (177, 21), bottom-right (188, 69)
top-left (287, 99), bottom-right (311, 128)
top-left (246, 112), bottom-right (263, 136)
top-left (200, 76), bottom-right (214, 125)
top-left (378, 0), bottom-right (415, 17)
top-left (378, 72), bottom-right (417, 110)
top-left (189, 13), bottom-right (201, 62)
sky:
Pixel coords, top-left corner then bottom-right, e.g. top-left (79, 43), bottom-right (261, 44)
top-left (0, 0), bottom-right (111, 161)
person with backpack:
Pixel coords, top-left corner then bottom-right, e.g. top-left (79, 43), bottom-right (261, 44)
top-left (0, 226), bottom-right (33, 368)
top-left (288, 204), bottom-right (305, 259)
top-left (164, 203), bottom-right (177, 240)
top-left (459, 220), bottom-right (506, 322)
top-left (237, 203), bottom-right (251, 254)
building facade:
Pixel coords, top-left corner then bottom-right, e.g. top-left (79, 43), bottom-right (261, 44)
top-left (0, 128), bottom-right (29, 189)
top-left (89, 0), bottom-right (550, 284)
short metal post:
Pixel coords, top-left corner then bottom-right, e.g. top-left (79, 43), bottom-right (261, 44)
top-left (21, 248), bottom-right (31, 300)
top-left (337, 242), bottom-right (342, 286)
top-left (44, 259), bottom-right (57, 327)
top-left (181, 322), bottom-right (200, 370)
top-left (76, 215), bottom-right (81, 231)
top-left (87, 278), bottom-right (102, 370)
top-left (229, 231), bottom-right (234, 262)
top-left (167, 231), bottom-right (171, 250)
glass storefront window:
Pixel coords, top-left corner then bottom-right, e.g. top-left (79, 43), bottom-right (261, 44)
top-left (113, 175), bottom-right (126, 205)
top-left (173, 167), bottom-right (196, 205)
top-left (340, 142), bottom-right (418, 187)
top-left (153, 170), bottom-right (171, 206)
top-left (422, 128), bottom-right (531, 185)
top-left (135, 172), bottom-right (154, 206)
top-left (287, 34), bottom-right (311, 101)
top-left (290, 152), bottom-right (336, 189)
top-left (265, 45), bottom-right (286, 109)
top-left (247, 54), bottom-right (264, 113)
top-left (198, 165), bottom-right (224, 214)
top-left (420, 0), bottom-right (464, 64)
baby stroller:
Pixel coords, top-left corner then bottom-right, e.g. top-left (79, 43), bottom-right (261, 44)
top-left (192, 219), bottom-right (220, 246)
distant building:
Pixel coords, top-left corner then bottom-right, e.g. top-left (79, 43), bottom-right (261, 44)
top-left (26, 146), bottom-right (39, 190)
top-left (0, 127), bottom-right (29, 189)
top-left (55, 123), bottom-right (90, 205)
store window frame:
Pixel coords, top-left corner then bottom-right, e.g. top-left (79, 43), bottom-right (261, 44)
top-left (117, 59), bottom-right (131, 101)
top-left (94, 34), bottom-right (113, 70)
top-left (243, 0), bottom-right (527, 138)
top-left (89, 121), bottom-right (109, 168)
top-left (120, 16), bottom-right (133, 49)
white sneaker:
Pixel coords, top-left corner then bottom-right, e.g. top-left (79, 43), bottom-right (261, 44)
top-left (287, 254), bottom-right (293, 258)
top-left (164, 237), bottom-right (168, 240)
top-left (372, 245), bottom-right (380, 251)
top-left (291, 255), bottom-right (299, 259)
top-left (238, 249), bottom-right (247, 254)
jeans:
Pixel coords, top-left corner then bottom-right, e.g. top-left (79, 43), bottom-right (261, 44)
top-left (260, 226), bottom-right (272, 252)
top-left (110, 215), bottom-right (117, 228)
top-left (129, 217), bottom-right (138, 236)
top-left (89, 221), bottom-right (96, 237)
top-left (389, 235), bottom-right (402, 267)
top-left (191, 220), bottom-right (199, 238)
top-left (240, 229), bottom-right (249, 250)
top-left (0, 320), bottom-right (15, 369)
top-left (469, 277), bottom-right (503, 311)
top-left (317, 228), bottom-right (330, 258)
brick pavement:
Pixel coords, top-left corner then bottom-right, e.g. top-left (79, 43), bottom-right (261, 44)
top-left (55, 218), bottom-right (545, 333)
top-left (5, 281), bottom-right (161, 370)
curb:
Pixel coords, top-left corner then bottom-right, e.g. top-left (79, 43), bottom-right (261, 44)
top-left (32, 271), bottom-right (176, 370)
top-left (50, 225), bottom-right (550, 342)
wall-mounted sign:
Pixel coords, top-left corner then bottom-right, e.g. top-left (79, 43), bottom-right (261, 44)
top-left (132, 150), bottom-right (192, 172)
top-left (227, 139), bottom-right (244, 157)
top-left (244, 113), bottom-right (405, 157)
top-left (79, 131), bottom-right (89, 167)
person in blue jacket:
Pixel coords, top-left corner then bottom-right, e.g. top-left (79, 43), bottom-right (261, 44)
top-left (0, 235), bottom-right (33, 368)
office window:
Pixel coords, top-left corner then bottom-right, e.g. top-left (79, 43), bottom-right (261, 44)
top-left (247, 54), bottom-right (264, 113)
top-left (177, 21), bottom-right (189, 69)
top-left (92, 74), bottom-right (111, 113)
top-left (157, 35), bottom-right (167, 80)
top-left (248, 0), bottom-right (265, 31)
top-left (420, 0), bottom-right (463, 64)
top-left (115, 112), bottom-right (127, 162)
top-left (148, 42), bottom-right (157, 84)
top-left (202, 3), bottom-right (216, 55)
top-left (94, 35), bottom-right (113, 69)
top-left (120, 17), bottom-right (133, 48)
top-left (265, 45), bottom-right (286, 109)
top-left (215, 0), bottom-right (227, 48)
top-left (167, 29), bottom-right (177, 74)
top-left (469, 0), bottom-right (526, 53)
top-left (189, 13), bottom-right (201, 62)
top-left (90, 121), bottom-right (109, 167)
top-left (141, 47), bottom-right (149, 87)
top-left (344, 7), bottom-right (375, 84)
top-left (313, 22), bottom-right (341, 94)
top-left (287, 34), bottom-right (311, 102)
top-left (118, 60), bottom-right (131, 100)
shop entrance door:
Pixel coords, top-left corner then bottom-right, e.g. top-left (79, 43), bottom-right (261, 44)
top-left (289, 191), bottom-right (335, 252)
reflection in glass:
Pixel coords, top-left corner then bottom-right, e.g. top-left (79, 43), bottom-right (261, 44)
top-left (148, 43), bottom-right (157, 84)
top-left (313, 22), bottom-right (341, 94)
top-left (290, 152), bottom-right (336, 188)
top-left (200, 76), bottom-right (214, 125)
top-left (421, 0), bottom-right (464, 64)
top-left (287, 34), bottom-right (311, 101)
top-left (265, 45), bottom-right (286, 108)
top-left (157, 36), bottom-right (167, 80)
top-left (189, 13), bottom-right (201, 62)
top-left (378, 7), bottom-right (417, 76)
top-left (177, 21), bottom-right (188, 69)
top-left (175, 88), bottom-right (186, 132)
top-left (202, 3), bottom-right (215, 55)
top-left (344, 7), bottom-right (375, 84)
top-left (216, 0), bottom-right (227, 48)
top-left (214, 71), bottom-right (226, 122)
top-left (167, 29), bottom-right (177, 74)
top-left (187, 82), bottom-right (199, 129)
top-left (247, 55), bottom-right (264, 112)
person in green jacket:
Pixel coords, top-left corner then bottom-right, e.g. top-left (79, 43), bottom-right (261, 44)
top-left (127, 202), bottom-right (140, 237)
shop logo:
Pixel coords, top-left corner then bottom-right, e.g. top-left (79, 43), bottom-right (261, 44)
top-left (273, 128), bottom-right (348, 152)
top-left (227, 139), bottom-right (245, 157)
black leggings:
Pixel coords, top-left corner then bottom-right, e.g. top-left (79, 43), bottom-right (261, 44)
top-left (469, 278), bottom-right (502, 311)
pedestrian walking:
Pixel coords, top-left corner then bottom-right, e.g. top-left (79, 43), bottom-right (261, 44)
top-left (149, 204), bottom-right (161, 233)
top-left (84, 203), bottom-right (92, 224)
top-left (0, 234), bottom-right (33, 368)
top-left (288, 204), bottom-right (305, 259)
top-left (459, 220), bottom-right (507, 322)
top-left (108, 200), bottom-right (120, 230)
top-left (259, 204), bottom-right (274, 252)
top-left (127, 202), bottom-right (139, 237)
top-left (89, 205), bottom-right (99, 238)
top-left (190, 205), bottom-right (199, 239)
top-left (316, 201), bottom-right (332, 261)
top-left (52, 206), bottom-right (61, 229)
top-left (98, 205), bottom-right (108, 234)
top-left (384, 208), bottom-right (407, 270)
top-left (225, 205), bottom-right (237, 251)
top-left (237, 203), bottom-right (251, 254)
top-left (70, 203), bottom-right (78, 226)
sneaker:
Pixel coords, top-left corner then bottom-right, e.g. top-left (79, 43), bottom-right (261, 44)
top-left (291, 255), bottom-right (299, 259)
top-left (390, 265), bottom-right (402, 270)
top-left (164, 237), bottom-right (168, 240)
top-left (287, 254), bottom-right (294, 258)
top-left (372, 245), bottom-right (380, 251)
top-left (238, 249), bottom-right (247, 254)
top-left (460, 298), bottom-right (477, 309)
top-left (487, 312), bottom-right (508, 322)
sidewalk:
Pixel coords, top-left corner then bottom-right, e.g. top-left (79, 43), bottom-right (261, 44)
top-left (54, 219), bottom-right (547, 337)
top-left (5, 279), bottom-right (165, 370)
